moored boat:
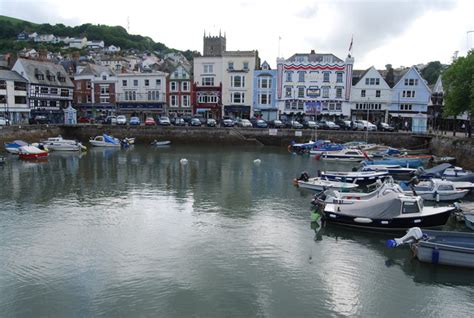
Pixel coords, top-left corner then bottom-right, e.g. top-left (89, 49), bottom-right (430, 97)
top-left (317, 148), bottom-right (372, 162)
top-left (360, 164), bottom-right (416, 178)
top-left (309, 142), bottom-right (344, 155)
top-left (4, 140), bottom-right (28, 154)
top-left (41, 136), bottom-right (86, 152)
top-left (89, 134), bottom-right (121, 147)
top-left (18, 145), bottom-right (48, 160)
top-left (151, 140), bottom-right (171, 146)
top-left (362, 157), bottom-right (425, 168)
top-left (400, 178), bottom-right (469, 202)
top-left (321, 170), bottom-right (388, 184)
top-left (294, 175), bottom-right (358, 192)
top-left (387, 227), bottom-right (474, 268)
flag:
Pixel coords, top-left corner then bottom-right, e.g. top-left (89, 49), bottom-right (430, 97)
top-left (348, 36), bottom-right (353, 52)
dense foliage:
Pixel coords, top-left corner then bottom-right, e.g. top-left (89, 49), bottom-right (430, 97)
top-left (0, 15), bottom-right (195, 60)
top-left (442, 50), bottom-right (474, 117)
top-left (421, 61), bottom-right (444, 85)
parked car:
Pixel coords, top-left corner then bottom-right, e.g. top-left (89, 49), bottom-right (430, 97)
top-left (222, 117), bottom-right (235, 127)
top-left (173, 118), bottom-right (186, 126)
top-left (269, 119), bottom-right (285, 128)
top-left (192, 115), bottom-right (207, 125)
top-left (353, 120), bottom-right (377, 131)
top-left (29, 115), bottom-right (49, 125)
top-left (78, 116), bottom-right (93, 124)
top-left (378, 122), bottom-right (395, 132)
top-left (182, 115), bottom-right (192, 125)
top-left (145, 117), bottom-right (156, 126)
top-left (129, 116), bottom-right (141, 125)
top-left (0, 116), bottom-right (9, 126)
top-left (249, 117), bottom-right (258, 127)
top-left (236, 118), bottom-right (253, 128)
top-left (206, 118), bottom-right (217, 127)
top-left (256, 119), bottom-right (268, 128)
top-left (335, 119), bottom-right (352, 130)
top-left (290, 120), bottom-right (303, 129)
top-left (157, 116), bottom-right (170, 126)
top-left (105, 116), bottom-right (117, 125)
top-left (318, 120), bottom-right (340, 130)
top-left (190, 118), bottom-right (202, 126)
top-left (302, 120), bottom-right (318, 129)
top-left (116, 115), bottom-right (127, 125)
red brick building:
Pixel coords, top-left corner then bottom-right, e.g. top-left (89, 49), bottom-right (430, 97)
top-left (166, 63), bottom-right (193, 117)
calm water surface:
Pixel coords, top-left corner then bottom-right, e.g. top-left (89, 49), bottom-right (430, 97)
top-left (0, 145), bottom-right (473, 317)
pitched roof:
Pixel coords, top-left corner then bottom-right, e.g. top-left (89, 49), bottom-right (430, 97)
top-left (286, 50), bottom-right (343, 63)
top-left (0, 69), bottom-right (27, 82)
top-left (16, 58), bottom-right (73, 87)
top-left (78, 63), bottom-right (116, 77)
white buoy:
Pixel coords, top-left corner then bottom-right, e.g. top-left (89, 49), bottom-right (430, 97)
top-left (253, 159), bottom-right (261, 165)
top-left (180, 158), bottom-right (188, 165)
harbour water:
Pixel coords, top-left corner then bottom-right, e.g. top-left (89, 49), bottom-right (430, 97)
top-left (0, 145), bottom-right (473, 317)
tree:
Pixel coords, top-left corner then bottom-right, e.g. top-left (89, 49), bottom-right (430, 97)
top-left (385, 64), bottom-right (394, 87)
top-left (442, 51), bottom-right (474, 136)
top-left (421, 61), bottom-right (443, 85)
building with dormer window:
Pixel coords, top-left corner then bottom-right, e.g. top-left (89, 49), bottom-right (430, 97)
top-left (276, 50), bottom-right (354, 120)
top-left (12, 58), bottom-right (74, 123)
top-left (166, 63), bottom-right (193, 117)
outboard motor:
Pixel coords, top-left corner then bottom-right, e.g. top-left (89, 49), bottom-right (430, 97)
top-left (386, 227), bottom-right (424, 248)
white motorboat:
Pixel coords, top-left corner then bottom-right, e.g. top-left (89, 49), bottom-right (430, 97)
top-left (41, 136), bottom-right (86, 151)
top-left (360, 164), bottom-right (417, 178)
top-left (4, 140), bottom-right (28, 154)
top-left (295, 176), bottom-right (358, 192)
top-left (400, 178), bottom-right (469, 202)
top-left (321, 170), bottom-right (388, 184)
top-left (313, 181), bottom-right (455, 230)
top-left (317, 148), bottom-right (372, 162)
top-left (89, 134), bottom-right (121, 147)
top-left (151, 140), bottom-right (171, 146)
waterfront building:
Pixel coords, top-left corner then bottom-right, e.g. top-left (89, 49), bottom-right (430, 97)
top-left (349, 66), bottom-right (391, 123)
top-left (276, 50), bottom-right (354, 120)
top-left (0, 69), bottom-right (29, 124)
top-left (252, 61), bottom-right (277, 120)
top-left (389, 66), bottom-right (431, 128)
top-left (12, 58), bottom-right (74, 123)
top-left (73, 63), bottom-right (117, 117)
top-left (166, 63), bottom-right (193, 117)
top-left (116, 71), bottom-right (167, 120)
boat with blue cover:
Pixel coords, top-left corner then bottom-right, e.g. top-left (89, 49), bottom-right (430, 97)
top-left (89, 134), bottom-right (121, 147)
top-left (417, 163), bottom-right (474, 182)
top-left (362, 157), bottom-right (425, 168)
top-left (318, 148), bottom-right (372, 162)
top-left (5, 140), bottom-right (28, 154)
top-left (387, 227), bottom-right (474, 268)
top-left (309, 142), bottom-right (345, 155)
top-left (360, 163), bottom-right (416, 178)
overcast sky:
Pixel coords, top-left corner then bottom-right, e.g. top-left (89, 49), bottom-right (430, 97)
top-left (2, 0), bottom-right (473, 69)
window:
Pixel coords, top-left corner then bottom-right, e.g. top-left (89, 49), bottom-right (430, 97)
top-left (156, 79), bottom-right (161, 86)
top-left (122, 80), bottom-right (127, 87)
top-left (323, 72), bottom-right (330, 82)
top-left (336, 103), bottom-right (342, 111)
top-left (15, 96), bottom-right (27, 104)
top-left (100, 85), bottom-right (109, 94)
top-left (243, 62), bottom-right (249, 70)
top-left (232, 92), bottom-right (244, 104)
top-left (336, 87), bottom-right (342, 98)
top-left (87, 95), bottom-right (92, 103)
top-left (76, 81), bottom-right (81, 89)
top-left (182, 95), bottom-right (190, 107)
top-left (402, 201), bottom-right (420, 214)
top-left (87, 81), bottom-right (91, 89)
top-left (50, 88), bottom-right (58, 95)
top-left (370, 78), bottom-right (375, 85)
top-left (285, 100), bottom-right (291, 109)
top-left (147, 91), bottom-right (159, 100)
top-left (298, 71), bottom-right (305, 82)
top-left (285, 72), bottom-right (292, 82)
top-left (50, 101), bottom-right (57, 107)
top-left (285, 86), bottom-right (292, 97)
top-left (336, 72), bottom-right (343, 83)
top-left (145, 79), bottom-right (149, 86)
top-left (198, 94), bottom-right (218, 103)
top-left (102, 75), bottom-right (107, 80)
top-left (361, 89), bottom-right (366, 97)
top-left (182, 81), bottom-right (190, 92)
top-left (40, 87), bottom-right (49, 94)
top-left (322, 86), bottom-right (329, 98)
top-left (202, 77), bottom-right (214, 86)
top-left (365, 78), bottom-right (369, 85)
top-left (258, 77), bottom-right (271, 89)
top-left (170, 81), bottom-right (178, 92)
top-left (170, 95), bottom-right (178, 107)
top-left (203, 64), bottom-right (214, 74)
top-left (309, 71), bottom-right (318, 82)
top-left (376, 78), bottom-right (380, 85)
top-left (298, 86), bottom-right (305, 98)
top-left (376, 90), bottom-right (381, 97)
top-left (100, 96), bottom-right (109, 104)
top-left (133, 80), bottom-right (138, 86)
top-left (438, 185), bottom-right (454, 191)
top-left (231, 75), bottom-right (245, 88)
top-left (259, 93), bottom-right (271, 105)
top-left (228, 62), bottom-right (234, 70)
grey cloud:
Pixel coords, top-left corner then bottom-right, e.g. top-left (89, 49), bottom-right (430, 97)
top-left (297, 4), bottom-right (318, 19)
top-left (301, 0), bottom-right (457, 62)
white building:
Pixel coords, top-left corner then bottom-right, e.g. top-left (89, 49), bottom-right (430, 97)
top-left (69, 37), bottom-right (88, 49)
top-left (0, 69), bottom-right (29, 124)
top-left (350, 66), bottom-right (392, 122)
top-left (87, 40), bottom-right (105, 49)
top-left (34, 34), bottom-right (56, 43)
top-left (105, 45), bottom-right (121, 54)
top-left (116, 71), bottom-right (167, 119)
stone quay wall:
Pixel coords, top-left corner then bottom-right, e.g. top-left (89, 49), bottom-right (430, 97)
top-left (430, 135), bottom-right (474, 170)
top-left (0, 125), bottom-right (62, 146)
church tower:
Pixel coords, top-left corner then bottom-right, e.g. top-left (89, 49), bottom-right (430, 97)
top-left (203, 31), bottom-right (226, 57)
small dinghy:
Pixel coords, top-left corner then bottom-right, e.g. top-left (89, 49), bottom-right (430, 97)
top-left (151, 140), bottom-right (171, 146)
top-left (294, 172), bottom-right (358, 192)
top-left (387, 227), bottom-right (474, 268)
top-left (321, 170), bottom-right (388, 184)
top-left (400, 178), bottom-right (469, 202)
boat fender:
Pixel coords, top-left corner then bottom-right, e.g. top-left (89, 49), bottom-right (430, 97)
top-left (431, 247), bottom-right (439, 264)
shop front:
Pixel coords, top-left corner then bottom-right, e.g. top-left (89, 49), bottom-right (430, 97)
top-left (224, 105), bottom-right (251, 119)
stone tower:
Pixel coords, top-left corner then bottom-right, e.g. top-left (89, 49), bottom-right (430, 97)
top-left (203, 31), bottom-right (226, 57)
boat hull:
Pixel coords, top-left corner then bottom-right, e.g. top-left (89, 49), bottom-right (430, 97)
top-left (89, 141), bottom-right (121, 147)
top-left (46, 144), bottom-right (82, 151)
top-left (322, 172), bottom-right (388, 184)
top-left (415, 191), bottom-right (469, 201)
top-left (297, 179), bottom-right (358, 192)
top-left (19, 152), bottom-right (48, 160)
top-left (321, 209), bottom-right (453, 231)
top-left (320, 155), bottom-right (367, 162)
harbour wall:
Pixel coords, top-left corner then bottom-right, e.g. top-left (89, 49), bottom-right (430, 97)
top-left (430, 135), bottom-right (474, 170)
top-left (0, 125), bottom-right (62, 145)
top-left (57, 125), bottom-right (431, 149)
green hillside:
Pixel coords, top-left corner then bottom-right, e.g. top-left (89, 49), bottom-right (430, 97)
top-left (0, 15), bottom-right (195, 60)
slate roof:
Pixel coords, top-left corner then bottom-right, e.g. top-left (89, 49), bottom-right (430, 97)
top-left (0, 69), bottom-right (27, 82)
top-left (78, 63), bottom-right (116, 77)
top-left (286, 51), bottom-right (343, 63)
top-left (17, 58), bottom-right (73, 87)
